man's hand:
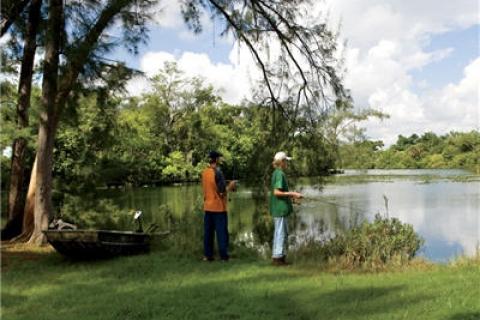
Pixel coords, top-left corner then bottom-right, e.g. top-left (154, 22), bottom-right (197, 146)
top-left (290, 191), bottom-right (303, 204)
top-left (227, 180), bottom-right (237, 192)
top-left (290, 191), bottom-right (303, 199)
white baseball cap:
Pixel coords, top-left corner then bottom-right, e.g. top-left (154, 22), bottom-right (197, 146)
top-left (273, 151), bottom-right (292, 161)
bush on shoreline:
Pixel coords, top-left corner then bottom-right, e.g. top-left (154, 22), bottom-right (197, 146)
top-left (293, 214), bottom-right (424, 270)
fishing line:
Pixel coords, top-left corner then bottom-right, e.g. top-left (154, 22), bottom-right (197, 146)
top-left (299, 194), bottom-right (371, 218)
top-left (294, 183), bottom-right (381, 217)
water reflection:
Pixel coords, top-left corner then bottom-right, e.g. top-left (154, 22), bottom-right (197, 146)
top-left (295, 173), bottom-right (480, 262)
top-left (104, 170), bottom-right (480, 262)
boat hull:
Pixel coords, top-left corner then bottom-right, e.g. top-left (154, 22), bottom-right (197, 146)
top-left (43, 230), bottom-right (151, 259)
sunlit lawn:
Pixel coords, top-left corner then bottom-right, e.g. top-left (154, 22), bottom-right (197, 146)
top-left (1, 244), bottom-right (479, 320)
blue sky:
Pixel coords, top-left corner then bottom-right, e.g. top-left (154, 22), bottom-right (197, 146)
top-left (411, 24), bottom-right (479, 90)
top-left (113, 25), bottom-right (233, 70)
top-left (110, 0), bottom-right (479, 145)
top-left (115, 21), bottom-right (478, 93)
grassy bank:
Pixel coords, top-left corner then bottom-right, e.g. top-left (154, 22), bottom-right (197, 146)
top-left (2, 245), bottom-right (479, 320)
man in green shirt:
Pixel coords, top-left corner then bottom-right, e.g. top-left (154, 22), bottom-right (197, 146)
top-left (270, 151), bottom-right (302, 265)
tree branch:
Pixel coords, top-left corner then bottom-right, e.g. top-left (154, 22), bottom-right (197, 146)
top-left (1, 0), bottom-right (31, 37)
top-left (55, 0), bottom-right (133, 119)
top-left (208, 0), bottom-right (280, 110)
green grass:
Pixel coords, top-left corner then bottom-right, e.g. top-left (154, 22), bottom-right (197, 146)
top-left (1, 245), bottom-right (479, 320)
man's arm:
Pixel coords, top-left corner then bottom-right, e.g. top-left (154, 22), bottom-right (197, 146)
top-left (272, 172), bottom-right (302, 199)
top-left (274, 189), bottom-right (302, 199)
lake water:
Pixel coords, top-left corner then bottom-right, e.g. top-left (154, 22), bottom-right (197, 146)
top-left (105, 169), bottom-right (480, 262)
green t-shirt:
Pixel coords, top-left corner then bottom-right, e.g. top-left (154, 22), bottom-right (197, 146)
top-left (269, 168), bottom-right (293, 217)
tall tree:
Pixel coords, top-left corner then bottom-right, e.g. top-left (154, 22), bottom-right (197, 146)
top-left (2, 0), bottom-right (42, 240)
top-left (28, 0), bottom-right (62, 244)
top-left (28, 0), bottom-right (154, 244)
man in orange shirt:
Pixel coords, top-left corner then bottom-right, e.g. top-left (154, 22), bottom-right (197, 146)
top-left (201, 151), bottom-right (236, 261)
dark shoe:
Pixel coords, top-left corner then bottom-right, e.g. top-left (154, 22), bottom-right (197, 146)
top-left (272, 257), bottom-right (287, 266)
top-left (220, 255), bottom-right (230, 262)
top-left (280, 256), bottom-right (290, 265)
top-left (202, 256), bottom-right (214, 262)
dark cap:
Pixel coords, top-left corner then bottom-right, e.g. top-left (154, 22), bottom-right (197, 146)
top-left (208, 150), bottom-right (223, 159)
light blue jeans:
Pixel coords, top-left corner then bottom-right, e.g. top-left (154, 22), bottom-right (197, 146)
top-left (272, 217), bottom-right (288, 258)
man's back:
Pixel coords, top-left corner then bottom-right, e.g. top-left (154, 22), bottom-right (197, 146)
top-left (202, 167), bottom-right (227, 212)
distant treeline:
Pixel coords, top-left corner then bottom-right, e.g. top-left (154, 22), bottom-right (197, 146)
top-left (339, 131), bottom-right (480, 173)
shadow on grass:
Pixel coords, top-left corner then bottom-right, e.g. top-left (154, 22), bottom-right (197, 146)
top-left (0, 293), bottom-right (27, 308)
top-left (1, 243), bottom-right (58, 272)
top-left (1, 250), bottom-right (433, 320)
top-left (447, 313), bottom-right (480, 320)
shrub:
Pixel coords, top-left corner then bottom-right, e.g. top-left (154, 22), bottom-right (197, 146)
top-left (294, 214), bottom-right (424, 270)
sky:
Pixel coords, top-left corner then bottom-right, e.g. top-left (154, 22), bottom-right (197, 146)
top-left (111, 0), bottom-right (480, 145)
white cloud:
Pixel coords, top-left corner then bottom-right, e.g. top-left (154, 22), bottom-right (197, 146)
top-left (140, 51), bottom-right (176, 75)
top-left (362, 58), bottom-right (479, 145)
top-left (150, 0), bottom-right (216, 42)
top-left (344, 41), bottom-right (413, 106)
top-left (151, 0), bottom-right (184, 29)
top-left (402, 47), bottom-right (454, 70)
top-left (428, 57), bottom-right (480, 126)
top-left (320, 0), bottom-right (479, 144)
top-left (125, 51), bottom-right (175, 97)
top-left (325, 0), bottom-right (478, 51)
top-left (125, 75), bottom-right (151, 97)
top-left (127, 46), bottom-right (261, 104)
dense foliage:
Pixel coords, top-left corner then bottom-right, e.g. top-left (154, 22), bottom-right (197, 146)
top-left (295, 214), bottom-right (424, 270)
top-left (1, 63), bottom-right (337, 193)
top-left (339, 131), bottom-right (480, 173)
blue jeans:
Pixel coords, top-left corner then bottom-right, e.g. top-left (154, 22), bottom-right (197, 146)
top-left (204, 212), bottom-right (229, 260)
top-left (272, 217), bottom-right (288, 258)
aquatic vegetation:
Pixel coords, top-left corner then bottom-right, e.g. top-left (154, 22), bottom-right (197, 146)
top-left (293, 214), bottom-right (424, 270)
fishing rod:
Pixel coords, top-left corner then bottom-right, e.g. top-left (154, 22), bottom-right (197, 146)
top-left (230, 157), bottom-right (238, 190)
top-left (227, 158), bottom-right (240, 197)
top-left (297, 195), bottom-right (371, 217)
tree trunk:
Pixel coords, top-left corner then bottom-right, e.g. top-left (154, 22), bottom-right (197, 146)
top-left (28, 120), bottom-right (56, 244)
top-left (7, 139), bottom-right (28, 220)
top-left (28, 0), bottom-right (62, 245)
top-left (2, 0), bottom-right (42, 241)
top-left (10, 156), bottom-right (37, 242)
top-left (23, 156), bottom-right (37, 234)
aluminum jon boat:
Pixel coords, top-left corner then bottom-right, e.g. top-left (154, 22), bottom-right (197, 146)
top-left (43, 229), bottom-right (151, 259)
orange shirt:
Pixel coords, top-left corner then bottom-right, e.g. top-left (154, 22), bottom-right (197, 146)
top-left (202, 167), bottom-right (227, 213)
